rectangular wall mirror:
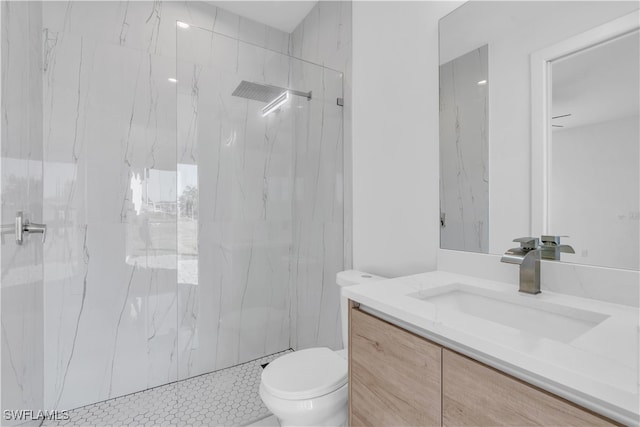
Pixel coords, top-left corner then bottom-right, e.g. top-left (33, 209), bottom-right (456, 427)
top-left (532, 14), bottom-right (639, 271)
top-left (439, 1), bottom-right (640, 271)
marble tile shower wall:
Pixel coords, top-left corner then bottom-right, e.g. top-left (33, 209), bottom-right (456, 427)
top-left (40, 1), bottom-right (294, 411)
top-left (1, 2), bottom-right (44, 424)
top-left (289, 1), bottom-right (351, 350)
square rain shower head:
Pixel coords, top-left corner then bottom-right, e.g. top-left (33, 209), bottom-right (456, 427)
top-left (231, 81), bottom-right (286, 103)
top-left (231, 80), bottom-right (312, 103)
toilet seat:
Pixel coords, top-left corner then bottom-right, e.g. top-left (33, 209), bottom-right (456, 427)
top-left (261, 348), bottom-right (347, 400)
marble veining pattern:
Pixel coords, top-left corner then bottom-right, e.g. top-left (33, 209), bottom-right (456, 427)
top-left (289, 1), bottom-right (349, 351)
top-left (1, 2), bottom-right (44, 425)
top-left (40, 0), bottom-right (294, 411)
top-left (4, 0), bottom-right (347, 415)
top-left (439, 45), bottom-right (489, 253)
top-left (176, 25), bottom-right (295, 379)
top-left (42, 1), bottom-right (290, 61)
top-left (43, 23), bottom-right (179, 409)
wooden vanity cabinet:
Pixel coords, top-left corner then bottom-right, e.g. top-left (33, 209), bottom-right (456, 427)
top-left (442, 349), bottom-right (618, 426)
top-left (348, 305), bottom-right (442, 426)
top-left (348, 304), bottom-right (620, 427)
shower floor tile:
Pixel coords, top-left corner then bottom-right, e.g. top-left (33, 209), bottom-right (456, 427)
top-left (43, 350), bottom-right (290, 427)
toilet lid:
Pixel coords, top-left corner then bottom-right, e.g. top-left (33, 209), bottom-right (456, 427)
top-left (261, 347), bottom-right (347, 400)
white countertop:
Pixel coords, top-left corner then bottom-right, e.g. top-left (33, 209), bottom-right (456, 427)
top-left (343, 271), bottom-right (640, 426)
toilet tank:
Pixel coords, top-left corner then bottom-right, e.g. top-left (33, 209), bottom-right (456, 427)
top-left (336, 270), bottom-right (386, 351)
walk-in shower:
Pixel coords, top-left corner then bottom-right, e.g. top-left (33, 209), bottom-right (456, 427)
top-left (1, 1), bottom-right (346, 425)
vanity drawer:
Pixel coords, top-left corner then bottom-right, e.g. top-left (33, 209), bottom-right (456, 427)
top-left (349, 306), bottom-right (442, 426)
top-left (442, 349), bottom-right (620, 426)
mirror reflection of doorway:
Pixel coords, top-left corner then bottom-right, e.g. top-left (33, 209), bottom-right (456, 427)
top-left (550, 30), bottom-right (640, 270)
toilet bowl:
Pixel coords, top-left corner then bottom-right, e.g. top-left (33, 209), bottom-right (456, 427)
top-left (259, 271), bottom-right (385, 427)
top-left (260, 348), bottom-right (348, 426)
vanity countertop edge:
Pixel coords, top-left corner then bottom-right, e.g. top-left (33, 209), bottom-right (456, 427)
top-left (342, 270), bottom-right (640, 426)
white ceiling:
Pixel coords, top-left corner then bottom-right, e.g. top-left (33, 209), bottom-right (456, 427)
top-left (207, 1), bottom-right (318, 33)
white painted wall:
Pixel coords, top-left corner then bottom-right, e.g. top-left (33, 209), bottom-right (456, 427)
top-left (352, 1), bottom-right (463, 278)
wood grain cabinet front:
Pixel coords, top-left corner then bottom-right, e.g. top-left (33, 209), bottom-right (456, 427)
top-left (348, 306), bottom-right (442, 427)
top-left (442, 349), bottom-right (619, 427)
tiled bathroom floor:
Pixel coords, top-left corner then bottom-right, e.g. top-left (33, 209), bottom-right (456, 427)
top-left (43, 350), bottom-right (290, 427)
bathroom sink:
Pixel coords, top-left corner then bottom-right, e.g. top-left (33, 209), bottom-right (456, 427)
top-left (408, 284), bottom-right (609, 343)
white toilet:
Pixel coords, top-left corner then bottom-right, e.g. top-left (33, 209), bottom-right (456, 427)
top-left (259, 270), bottom-right (385, 427)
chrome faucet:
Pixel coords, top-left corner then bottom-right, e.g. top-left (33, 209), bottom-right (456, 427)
top-left (501, 237), bottom-right (542, 294)
top-left (501, 236), bottom-right (574, 294)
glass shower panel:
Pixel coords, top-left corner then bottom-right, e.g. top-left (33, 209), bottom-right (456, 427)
top-left (176, 24), bottom-right (344, 382)
top-left (289, 54), bottom-right (345, 353)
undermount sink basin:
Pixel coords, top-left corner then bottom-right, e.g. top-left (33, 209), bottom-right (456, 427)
top-left (408, 284), bottom-right (610, 343)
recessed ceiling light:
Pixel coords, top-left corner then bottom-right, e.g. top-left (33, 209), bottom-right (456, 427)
top-left (176, 21), bottom-right (190, 29)
top-left (477, 80), bottom-right (487, 86)
top-left (168, 78), bottom-right (177, 83)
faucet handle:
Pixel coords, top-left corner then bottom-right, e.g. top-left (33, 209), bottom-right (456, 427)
top-left (513, 237), bottom-right (539, 250)
top-left (541, 235), bottom-right (569, 246)
top-left (541, 235), bottom-right (574, 259)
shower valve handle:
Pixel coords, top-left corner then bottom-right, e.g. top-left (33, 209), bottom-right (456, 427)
top-left (15, 211), bottom-right (47, 244)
